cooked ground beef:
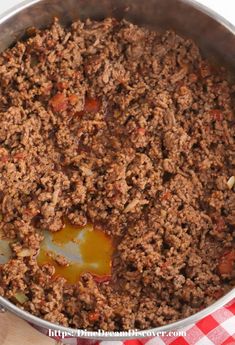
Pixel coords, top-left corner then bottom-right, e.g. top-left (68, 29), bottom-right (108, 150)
top-left (0, 17), bottom-right (234, 331)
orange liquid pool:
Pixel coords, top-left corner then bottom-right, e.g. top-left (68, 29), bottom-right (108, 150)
top-left (37, 223), bottom-right (113, 284)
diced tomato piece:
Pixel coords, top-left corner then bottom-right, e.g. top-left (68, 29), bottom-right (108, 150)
top-left (92, 275), bottom-right (111, 283)
top-left (23, 208), bottom-right (40, 217)
top-left (161, 191), bottom-right (171, 201)
top-left (218, 260), bottom-right (233, 275)
top-left (84, 98), bottom-right (101, 113)
top-left (218, 249), bottom-right (235, 275)
top-left (68, 94), bottom-right (78, 106)
top-left (137, 128), bottom-right (145, 136)
top-left (225, 250), bottom-right (235, 261)
top-left (74, 110), bottom-right (85, 118)
top-left (188, 73), bottom-right (198, 83)
top-left (46, 39), bottom-right (55, 48)
top-left (210, 109), bottom-right (223, 121)
top-left (88, 312), bottom-right (100, 322)
top-left (161, 261), bottom-right (169, 270)
top-left (14, 152), bottom-right (26, 160)
top-left (50, 93), bottom-right (68, 112)
top-left (57, 81), bottom-right (69, 91)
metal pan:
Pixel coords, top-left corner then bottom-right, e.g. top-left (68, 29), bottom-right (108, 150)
top-left (0, 0), bottom-right (234, 341)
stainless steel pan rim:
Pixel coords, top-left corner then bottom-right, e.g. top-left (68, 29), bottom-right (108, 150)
top-left (0, 0), bottom-right (234, 340)
top-left (0, 0), bottom-right (234, 34)
top-left (0, 290), bottom-right (235, 340)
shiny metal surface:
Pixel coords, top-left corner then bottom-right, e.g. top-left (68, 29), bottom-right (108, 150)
top-left (0, 0), bottom-right (234, 340)
top-left (0, 305), bottom-right (6, 313)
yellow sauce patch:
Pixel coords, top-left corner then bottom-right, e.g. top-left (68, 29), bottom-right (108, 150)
top-left (37, 223), bottom-right (113, 284)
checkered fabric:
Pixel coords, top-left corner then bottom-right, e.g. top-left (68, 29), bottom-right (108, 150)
top-left (35, 299), bottom-right (235, 345)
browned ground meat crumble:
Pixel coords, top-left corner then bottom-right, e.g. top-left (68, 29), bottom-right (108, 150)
top-left (0, 18), bottom-right (234, 331)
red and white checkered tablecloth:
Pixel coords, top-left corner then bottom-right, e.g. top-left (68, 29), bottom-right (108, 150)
top-left (38, 299), bottom-right (235, 345)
